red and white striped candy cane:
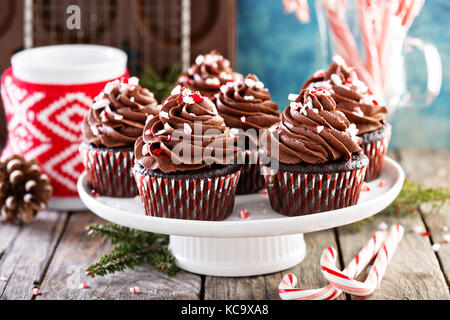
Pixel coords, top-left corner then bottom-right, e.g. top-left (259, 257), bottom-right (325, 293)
top-left (321, 224), bottom-right (404, 297)
top-left (279, 230), bottom-right (387, 300)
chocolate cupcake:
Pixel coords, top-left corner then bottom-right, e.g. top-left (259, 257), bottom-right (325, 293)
top-left (302, 56), bottom-right (390, 181)
top-left (215, 74), bottom-right (280, 194)
top-left (260, 88), bottom-right (368, 217)
top-left (80, 77), bottom-right (159, 197)
top-left (133, 85), bottom-right (242, 220)
top-left (177, 50), bottom-right (242, 103)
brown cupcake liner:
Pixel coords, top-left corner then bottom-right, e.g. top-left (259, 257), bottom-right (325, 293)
top-left (236, 150), bottom-right (266, 194)
top-left (80, 142), bottom-right (138, 197)
top-left (261, 163), bottom-right (367, 217)
top-left (133, 164), bottom-right (242, 220)
top-left (360, 124), bottom-right (392, 182)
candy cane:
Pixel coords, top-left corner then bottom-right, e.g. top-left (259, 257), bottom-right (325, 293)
top-left (279, 230), bottom-right (387, 300)
top-left (321, 224), bottom-right (404, 297)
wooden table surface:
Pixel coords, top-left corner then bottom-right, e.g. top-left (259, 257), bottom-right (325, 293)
top-left (1, 148), bottom-right (449, 300)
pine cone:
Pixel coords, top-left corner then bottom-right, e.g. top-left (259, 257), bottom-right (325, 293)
top-left (0, 155), bottom-right (52, 223)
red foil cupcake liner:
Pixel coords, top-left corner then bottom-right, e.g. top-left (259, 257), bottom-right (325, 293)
top-left (361, 126), bottom-right (391, 182)
top-left (133, 165), bottom-right (242, 220)
top-left (261, 165), bottom-right (367, 217)
top-left (80, 143), bottom-right (138, 197)
top-left (236, 150), bottom-right (266, 194)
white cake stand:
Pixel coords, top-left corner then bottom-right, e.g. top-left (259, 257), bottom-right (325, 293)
top-left (77, 157), bottom-right (404, 277)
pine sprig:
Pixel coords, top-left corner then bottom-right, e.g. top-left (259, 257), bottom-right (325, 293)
top-left (382, 179), bottom-right (450, 215)
top-left (139, 64), bottom-right (182, 102)
top-left (85, 224), bottom-right (179, 277)
top-left (353, 178), bottom-right (450, 229)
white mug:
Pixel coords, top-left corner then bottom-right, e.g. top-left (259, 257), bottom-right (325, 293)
top-left (1, 44), bottom-right (128, 210)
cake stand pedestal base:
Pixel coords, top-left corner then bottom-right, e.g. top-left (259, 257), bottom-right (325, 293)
top-left (169, 234), bottom-right (306, 277)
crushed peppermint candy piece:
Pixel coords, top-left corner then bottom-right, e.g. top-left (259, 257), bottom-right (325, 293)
top-left (152, 147), bottom-right (164, 156)
top-left (442, 226), bottom-right (448, 232)
top-left (362, 183), bottom-right (370, 192)
top-left (288, 93), bottom-right (299, 102)
top-left (104, 80), bottom-right (119, 94)
top-left (378, 180), bottom-right (387, 187)
top-left (146, 115), bottom-right (154, 124)
top-left (352, 106), bottom-right (364, 117)
top-left (244, 78), bottom-right (256, 88)
top-left (205, 77), bottom-right (220, 87)
top-left (239, 209), bottom-right (250, 219)
top-left (130, 97), bottom-right (135, 102)
top-left (100, 110), bottom-right (108, 122)
top-left (259, 189), bottom-right (268, 195)
top-left (443, 234), bottom-right (450, 243)
top-left (413, 224), bottom-right (425, 234)
top-left (142, 144), bottom-right (150, 156)
top-left (240, 116), bottom-right (246, 122)
top-left (244, 95), bottom-right (254, 100)
top-left (421, 232), bottom-right (430, 237)
top-left (120, 83), bottom-right (129, 93)
top-left (305, 96), bottom-right (313, 109)
top-left (32, 287), bottom-right (40, 295)
top-left (144, 129), bottom-right (152, 135)
top-left (129, 286), bottom-right (141, 294)
top-left (372, 99), bottom-right (378, 106)
top-left (182, 95), bottom-right (194, 104)
top-left (290, 102), bottom-right (302, 110)
top-left (313, 69), bottom-right (326, 78)
top-left (79, 283), bottom-right (89, 289)
top-left (378, 222), bottom-right (388, 231)
top-left (160, 111), bottom-right (170, 119)
top-left (331, 74), bottom-right (343, 85)
top-left (166, 135), bottom-right (171, 142)
top-left (195, 55), bottom-right (205, 65)
top-left (171, 85), bottom-right (181, 95)
top-left (192, 92), bottom-right (204, 102)
top-left (91, 189), bottom-right (99, 198)
top-left (432, 243), bottom-right (441, 252)
top-left (220, 72), bottom-right (233, 80)
top-left (255, 81), bottom-right (264, 89)
top-left (114, 114), bottom-right (124, 121)
top-left (314, 125), bottom-right (324, 134)
top-left (346, 123), bottom-right (359, 137)
top-left (332, 55), bottom-right (347, 66)
top-left (128, 77), bottom-right (139, 86)
top-left (92, 98), bottom-right (110, 110)
top-left (220, 85), bottom-right (230, 94)
top-left (91, 126), bottom-right (99, 136)
top-left (0, 276), bottom-right (7, 282)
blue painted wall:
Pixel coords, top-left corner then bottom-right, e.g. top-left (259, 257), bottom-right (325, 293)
top-left (236, 0), bottom-right (450, 149)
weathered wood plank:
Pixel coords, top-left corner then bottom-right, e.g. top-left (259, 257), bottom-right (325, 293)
top-left (398, 147), bottom-right (450, 288)
top-left (0, 211), bottom-right (68, 300)
top-left (397, 148), bottom-right (449, 188)
top-left (37, 212), bottom-right (202, 300)
top-left (204, 230), bottom-right (344, 300)
top-left (337, 212), bottom-right (450, 300)
top-left (421, 203), bottom-right (450, 287)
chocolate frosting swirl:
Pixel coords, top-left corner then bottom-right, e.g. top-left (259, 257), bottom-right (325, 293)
top-left (135, 86), bottom-right (239, 173)
top-left (302, 56), bottom-right (388, 135)
top-left (177, 50), bottom-right (242, 102)
top-left (215, 74), bottom-right (280, 131)
top-left (82, 77), bottom-right (159, 148)
top-left (261, 88), bottom-right (362, 165)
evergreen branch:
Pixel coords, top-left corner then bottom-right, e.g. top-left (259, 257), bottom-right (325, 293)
top-left (85, 224), bottom-right (179, 277)
top-left (139, 64), bottom-right (182, 102)
top-left (352, 178), bottom-right (450, 229)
